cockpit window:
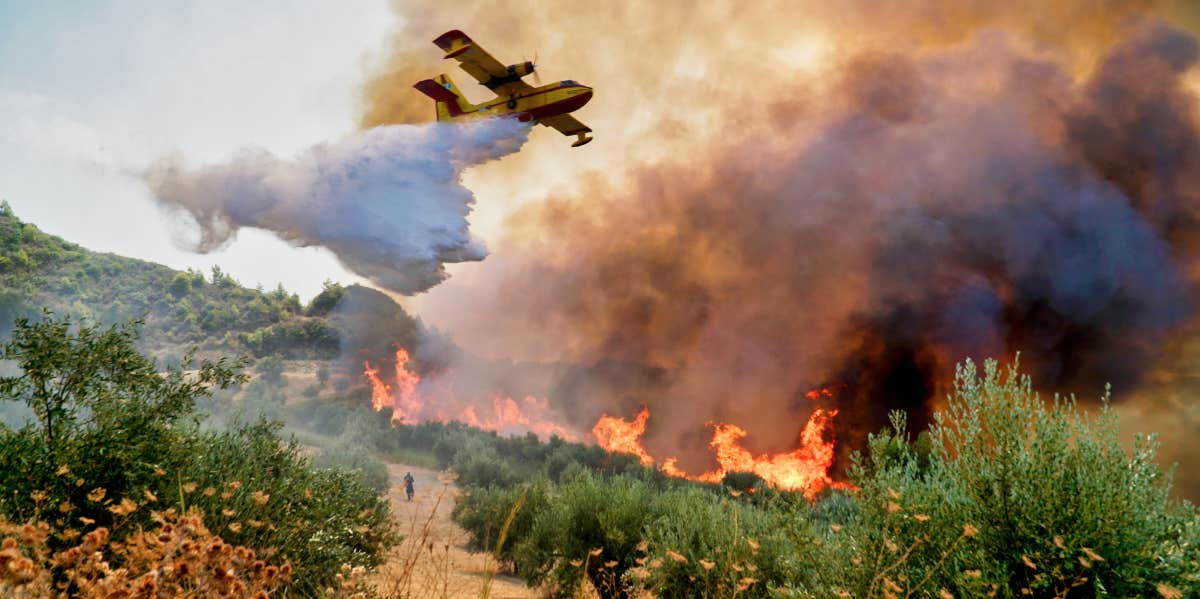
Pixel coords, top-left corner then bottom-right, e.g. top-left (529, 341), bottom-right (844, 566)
top-left (561, 80), bottom-right (576, 86)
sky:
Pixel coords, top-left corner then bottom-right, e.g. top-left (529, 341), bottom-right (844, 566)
top-left (0, 1), bottom-right (399, 300)
top-left (0, 0), bottom-right (836, 304)
top-left (0, 0), bottom-right (697, 302)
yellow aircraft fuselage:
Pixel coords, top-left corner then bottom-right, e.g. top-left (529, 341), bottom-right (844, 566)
top-left (414, 29), bottom-right (595, 147)
top-left (416, 73), bottom-right (594, 126)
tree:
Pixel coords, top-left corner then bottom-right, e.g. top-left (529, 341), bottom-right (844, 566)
top-left (168, 272), bottom-right (192, 298)
top-left (306, 279), bottom-right (346, 316)
top-left (0, 312), bottom-right (245, 524)
top-left (256, 354), bottom-right (285, 384)
top-left (0, 313), bottom-right (395, 594)
top-left (0, 312), bottom-right (243, 454)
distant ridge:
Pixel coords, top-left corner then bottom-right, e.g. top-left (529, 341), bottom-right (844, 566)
top-left (0, 202), bottom-right (420, 366)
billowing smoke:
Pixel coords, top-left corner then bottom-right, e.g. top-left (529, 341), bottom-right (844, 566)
top-left (146, 119), bottom-right (530, 294)
top-left (407, 19), bottom-right (1200, 476)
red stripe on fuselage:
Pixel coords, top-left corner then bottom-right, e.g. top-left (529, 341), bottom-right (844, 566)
top-left (526, 89), bottom-right (592, 119)
top-left (483, 85), bottom-right (588, 108)
top-left (482, 85), bottom-right (592, 119)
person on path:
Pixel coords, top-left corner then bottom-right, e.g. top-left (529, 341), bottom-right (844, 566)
top-left (403, 472), bottom-right (415, 502)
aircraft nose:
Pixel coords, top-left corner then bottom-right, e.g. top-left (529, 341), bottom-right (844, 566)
top-left (579, 86), bottom-right (593, 106)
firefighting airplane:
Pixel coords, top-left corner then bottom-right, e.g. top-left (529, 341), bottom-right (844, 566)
top-left (413, 30), bottom-right (595, 147)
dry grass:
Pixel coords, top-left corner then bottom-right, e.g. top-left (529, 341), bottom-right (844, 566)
top-left (372, 464), bottom-right (539, 599)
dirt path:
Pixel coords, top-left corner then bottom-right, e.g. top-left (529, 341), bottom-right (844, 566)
top-left (372, 463), bottom-right (541, 599)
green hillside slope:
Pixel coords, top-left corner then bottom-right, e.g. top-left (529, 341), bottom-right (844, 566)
top-left (0, 202), bottom-right (419, 365)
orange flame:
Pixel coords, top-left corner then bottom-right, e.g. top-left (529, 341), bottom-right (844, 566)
top-left (691, 410), bottom-right (839, 495)
top-left (591, 391), bottom-right (847, 498)
top-left (362, 347), bottom-right (578, 441)
top-left (365, 346), bottom-right (845, 494)
top-left (803, 387), bottom-right (837, 401)
top-left (363, 361), bottom-right (390, 412)
top-left (460, 395), bottom-right (578, 440)
top-left (591, 405), bottom-right (654, 465)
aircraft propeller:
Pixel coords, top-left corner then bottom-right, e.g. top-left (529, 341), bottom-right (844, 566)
top-left (526, 52), bottom-right (542, 85)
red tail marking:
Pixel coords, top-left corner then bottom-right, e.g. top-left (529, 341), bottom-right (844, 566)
top-left (412, 79), bottom-right (464, 117)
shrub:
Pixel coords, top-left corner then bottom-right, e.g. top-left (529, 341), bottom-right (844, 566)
top-left (798, 413), bottom-right (991, 598)
top-left (256, 355), bottom-right (285, 384)
top-left (0, 313), bottom-right (243, 530)
top-left (514, 471), bottom-right (657, 598)
top-left (168, 272), bottom-right (192, 298)
top-left (638, 486), bottom-right (804, 598)
top-left (0, 314), bottom-right (397, 595)
top-left (453, 479), bottom-right (552, 574)
top-left (451, 443), bottom-right (522, 489)
top-left (314, 443), bottom-right (392, 494)
top-left (307, 280), bottom-right (346, 317)
top-left (795, 358), bottom-right (1200, 598)
top-left (181, 420), bottom-right (395, 595)
top-left (239, 319), bottom-right (339, 358)
top-left (927, 359), bottom-right (1200, 597)
top-left (0, 509), bottom-right (294, 598)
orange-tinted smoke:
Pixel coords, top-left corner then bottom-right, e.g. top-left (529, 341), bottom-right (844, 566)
top-left (362, 2), bottom-right (1200, 493)
top-left (407, 16), bottom-right (1200, 482)
top-left (362, 0), bottom-right (1194, 136)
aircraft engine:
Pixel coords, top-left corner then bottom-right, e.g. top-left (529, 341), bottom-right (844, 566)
top-left (506, 61), bottom-right (535, 78)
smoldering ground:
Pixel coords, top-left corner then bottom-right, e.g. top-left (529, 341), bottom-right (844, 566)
top-left (146, 119), bottom-right (531, 295)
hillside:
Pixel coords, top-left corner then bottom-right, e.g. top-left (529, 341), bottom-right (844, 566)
top-left (0, 202), bottom-right (420, 367)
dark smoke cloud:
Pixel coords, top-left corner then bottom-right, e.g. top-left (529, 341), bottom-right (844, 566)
top-left (417, 21), bottom-right (1200, 474)
top-left (146, 120), bottom-right (530, 295)
top-left (1066, 22), bottom-right (1200, 244)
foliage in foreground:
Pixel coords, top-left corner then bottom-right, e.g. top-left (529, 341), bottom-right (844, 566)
top-left (787, 359), bottom-right (1200, 598)
top-left (0, 509), bottom-right (294, 598)
top-left (443, 359), bottom-right (1200, 598)
top-left (0, 313), bottom-right (396, 595)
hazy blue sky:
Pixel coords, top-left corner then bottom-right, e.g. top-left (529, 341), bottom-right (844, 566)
top-left (1, 1), bottom-right (396, 300)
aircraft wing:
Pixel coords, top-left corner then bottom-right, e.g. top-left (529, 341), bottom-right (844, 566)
top-left (540, 114), bottom-right (594, 147)
top-left (432, 30), bottom-right (534, 94)
top-left (540, 114), bottom-right (592, 136)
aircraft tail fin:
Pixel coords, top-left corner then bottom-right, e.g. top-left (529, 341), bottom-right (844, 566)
top-left (413, 74), bottom-right (475, 120)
